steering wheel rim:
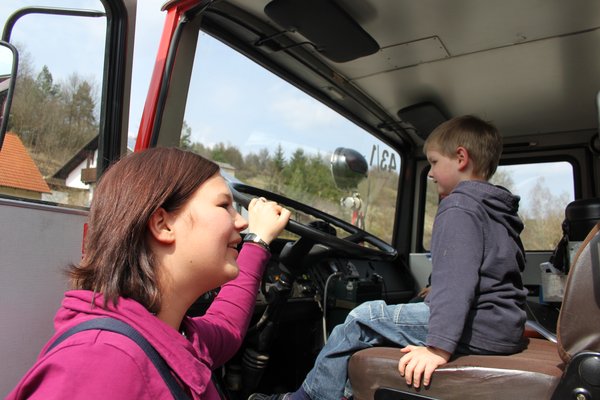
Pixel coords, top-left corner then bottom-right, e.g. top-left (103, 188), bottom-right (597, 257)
top-left (230, 182), bottom-right (398, 261)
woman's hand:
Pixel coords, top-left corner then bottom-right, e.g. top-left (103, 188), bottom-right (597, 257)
top-left (398, 345), bottom-right (450, 388)
top-left (247, 197), bottom-right (291, 244)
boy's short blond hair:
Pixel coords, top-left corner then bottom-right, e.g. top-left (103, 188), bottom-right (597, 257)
top-left (423, 115), bottom-right (502, 180)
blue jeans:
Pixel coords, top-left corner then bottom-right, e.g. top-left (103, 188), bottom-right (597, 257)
top-left (301, 301), bottom-right (430, 400)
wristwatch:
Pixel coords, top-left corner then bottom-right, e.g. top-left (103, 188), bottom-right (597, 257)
top-left (243, 233), bottom-right (270, 252)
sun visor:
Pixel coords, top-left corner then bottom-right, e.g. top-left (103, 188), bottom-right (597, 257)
top-left (264, 0), bottom-right (379, 63)
top-left (397, 102), bottom-right (449, 140)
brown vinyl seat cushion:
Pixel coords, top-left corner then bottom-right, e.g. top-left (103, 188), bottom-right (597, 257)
top-left (348, 338), bottom-right (563, 400)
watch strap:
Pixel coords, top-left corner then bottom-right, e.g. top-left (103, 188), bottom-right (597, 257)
top-left (243, 233), bottom-right (270, 252)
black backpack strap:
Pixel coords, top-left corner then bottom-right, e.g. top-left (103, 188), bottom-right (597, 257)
top-left (46, 317), bottom-right (190, 400)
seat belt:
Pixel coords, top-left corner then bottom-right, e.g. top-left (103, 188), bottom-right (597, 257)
top-left (46, 317), bottom-right (190, 400)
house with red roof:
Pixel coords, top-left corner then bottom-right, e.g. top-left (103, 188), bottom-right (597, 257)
top-left (47, 134), bottom-right (98, 207)
top-left (0, 132), bottom-right (51, 200)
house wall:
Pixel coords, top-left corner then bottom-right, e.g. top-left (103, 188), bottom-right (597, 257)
top-left (65, 149), bottom-right (98, 189)
top-left (0, 186), bottom-right (42, 200)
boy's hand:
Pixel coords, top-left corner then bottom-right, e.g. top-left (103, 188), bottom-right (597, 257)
top-left (398, 345), bottom-right (450, 388)
top-left (417, 286), bottom-right (431, 298)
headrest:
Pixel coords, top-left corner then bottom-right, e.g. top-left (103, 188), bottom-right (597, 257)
top-left (557, 222), bottom-right (600, 362)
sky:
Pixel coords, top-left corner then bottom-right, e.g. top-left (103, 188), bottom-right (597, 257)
top-left (0, 0), bottom-right (575, 212)
top-left (0, 0), bottom-right (166, 142)
top-left (0, 0), bottom-right (373, 154)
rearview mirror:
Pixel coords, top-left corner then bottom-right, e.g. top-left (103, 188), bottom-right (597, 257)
top-left (0, 41), bottom-right (17, 151)
top-left (331, 147), bottom-right (368, 190)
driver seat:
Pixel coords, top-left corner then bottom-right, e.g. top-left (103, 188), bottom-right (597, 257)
top-left (348, 222), bottom-right (600, 400)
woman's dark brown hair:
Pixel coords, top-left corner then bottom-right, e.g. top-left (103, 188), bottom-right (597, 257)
top-left (70, 147), bottom-right (219, 313)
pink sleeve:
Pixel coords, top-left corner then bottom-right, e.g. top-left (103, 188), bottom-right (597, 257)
top-left (191, 243), bottom-right (269, 368)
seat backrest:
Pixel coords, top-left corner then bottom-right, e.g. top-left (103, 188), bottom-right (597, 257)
top-left (557, 221), bottom-right (600, 362)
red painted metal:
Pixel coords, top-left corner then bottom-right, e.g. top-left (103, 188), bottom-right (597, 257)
top-left (134, 0), bottom-right (202, 151)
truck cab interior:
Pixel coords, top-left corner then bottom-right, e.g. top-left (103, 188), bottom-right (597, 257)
top-left (153, 2), bottom-right (600, 396)
top-left (1, 0), bottom-right (600, 399)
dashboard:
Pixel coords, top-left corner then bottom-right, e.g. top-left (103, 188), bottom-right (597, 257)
top-left (188, 238), bottom-right (415, 328)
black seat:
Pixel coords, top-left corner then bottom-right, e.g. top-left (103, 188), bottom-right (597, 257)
top-left (348, 223), bottom-right (600, 400)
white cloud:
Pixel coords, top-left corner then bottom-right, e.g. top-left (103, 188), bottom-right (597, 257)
top-left (270, 90), bottom-right (340, 131)
top-left (191, 125), bottom-right (218, 148)
top-left (245, 129), bottom-right (323, 157)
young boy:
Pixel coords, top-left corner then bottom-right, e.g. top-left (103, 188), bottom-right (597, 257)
top-left (250, 115), bottom-right (528, 400)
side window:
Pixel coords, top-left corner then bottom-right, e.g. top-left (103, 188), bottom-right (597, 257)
top-left (422, 161), bottom-right (575, 250)
top-left (180, 33), bottom-right (400, 243)
top-left (0, 3), bottom-right (107, 208)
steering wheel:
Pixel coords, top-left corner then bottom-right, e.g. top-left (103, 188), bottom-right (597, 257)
top-left (229, 182), bottom-right (397, 261)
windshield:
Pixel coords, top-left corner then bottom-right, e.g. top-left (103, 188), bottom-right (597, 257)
top-left (179, 33), bottom-right (400, 244)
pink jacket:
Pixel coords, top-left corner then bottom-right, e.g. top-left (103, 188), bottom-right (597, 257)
top-left (6, 244), bottom-right (269, 399)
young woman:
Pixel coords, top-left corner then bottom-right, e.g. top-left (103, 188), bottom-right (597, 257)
top-left (7, 147), bottom-right (290, 399)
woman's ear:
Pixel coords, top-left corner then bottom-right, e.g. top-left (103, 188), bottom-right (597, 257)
top-left (147, 208), bottom-right (176, 244)
top-left (456, 146), bottom-right (470, 171)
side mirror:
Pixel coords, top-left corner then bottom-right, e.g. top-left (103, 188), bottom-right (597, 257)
top-left (0, 41), bottom-right (18, 151)
top-left (330, 147), bottom-right (368, 190)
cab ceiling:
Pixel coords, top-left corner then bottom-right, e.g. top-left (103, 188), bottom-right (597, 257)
top-left (216, 0), bottom-right (600, 145)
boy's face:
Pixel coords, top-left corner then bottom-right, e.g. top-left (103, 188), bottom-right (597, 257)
top-left (426, 148), bottom-right (462, 197)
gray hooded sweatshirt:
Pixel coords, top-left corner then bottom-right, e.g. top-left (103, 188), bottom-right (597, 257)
top-left (425, 180), bottom-right (528, 355)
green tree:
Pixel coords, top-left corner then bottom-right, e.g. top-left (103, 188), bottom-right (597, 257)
top-left (241, 150), bottom-right (268, 180)
top-left (257, 148), bottom-right (270, 170)
top-left (272, 144), bottom-right (286, 172)
top-left (9, 55), bottom-right (41, 147)
top-left (36, 65), bottom-right (59, 97)
top-left (180, 121), bottom-right (193, 150)
top-left (210, 143), bottom-right (244, 170)
top-left (519, 178), bottom-right (568, 250)
top-left (286, 148), bottom-right (308, 189)
top-left (63, 76), bottom-right (96, 130)
top-left (9, 60), bottom-right (99, 175)
top-left (189, 141), bottom-right (210, 158)
top-left (265, 145), bottom-right (286, 192)
top-left (490, 169), bottom-right (515, 192)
